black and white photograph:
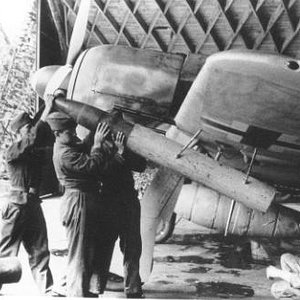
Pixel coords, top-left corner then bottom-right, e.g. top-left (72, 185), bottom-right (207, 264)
top-left (1, 0), bottom-right (300, 298)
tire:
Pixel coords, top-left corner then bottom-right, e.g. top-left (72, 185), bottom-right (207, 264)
top-left (155, 213), bottom-right (176, 244)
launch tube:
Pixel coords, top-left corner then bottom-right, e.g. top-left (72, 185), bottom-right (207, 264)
top-left (53, 97), bottom-right (275, 212)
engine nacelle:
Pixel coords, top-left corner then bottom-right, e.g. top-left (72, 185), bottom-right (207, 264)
top-left (176, 182), bottom-right (300, 238)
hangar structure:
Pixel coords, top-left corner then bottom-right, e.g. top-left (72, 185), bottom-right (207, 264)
top-left (41, 0), bottom-right (300, 80)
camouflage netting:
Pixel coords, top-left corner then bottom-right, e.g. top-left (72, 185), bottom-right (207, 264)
top-left (0, 4), bottom-right (37, 180)
top-left (134, 166), bottom-right (158, 200)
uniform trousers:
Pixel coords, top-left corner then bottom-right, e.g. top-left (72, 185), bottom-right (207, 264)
top-left (60, 188), bottom-right (103, 297)
top-left (0, 193), bottom-right (53, 294)
top-left (98, 193), bottom-right (143, 296)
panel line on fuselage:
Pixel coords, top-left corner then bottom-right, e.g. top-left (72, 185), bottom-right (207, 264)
top-left (201, 117), bottom-right (300, 151)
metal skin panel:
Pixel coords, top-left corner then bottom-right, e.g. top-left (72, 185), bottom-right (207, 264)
top-left (176, 50), bottom-right (300, 136)
top-left (175, 182), bottom-right (220, 229)
top-left (175, 50), bottom-right (300, 188)
top-left (176, 182), bottom-right (300, 238)
top-left (67, 45), bottom-right (184, 121)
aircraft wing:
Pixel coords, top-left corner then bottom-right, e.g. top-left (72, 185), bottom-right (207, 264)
top-left (174, 50), bottom-right (300, 190)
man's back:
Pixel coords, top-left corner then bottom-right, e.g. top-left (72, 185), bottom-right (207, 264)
top-left (101, 150), bottom-right (146, 202)
top-left (0, 113), bottom-right (53, 295)
top-left (6, 120), bottom-right (48, 195)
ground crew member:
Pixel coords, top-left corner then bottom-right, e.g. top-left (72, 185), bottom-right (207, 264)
top-left (0, 103), bottom-right (54, 294)
top-left (47, 109), bottom-right (116, 297)
top-left (267, 253), bottom-right (300, 298)
top-left (99, 131), bottom-right (146, 298)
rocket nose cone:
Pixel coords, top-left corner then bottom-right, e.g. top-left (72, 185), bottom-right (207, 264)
top-left (30, 65), bottom-right (61, 99)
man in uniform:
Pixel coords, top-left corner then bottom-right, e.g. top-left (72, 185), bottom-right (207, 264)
top-left (47, 110), bottom-right (116, 297)
top-left (0, 103), bottom-right (54, 294)
top-left (99, 131), bottom-right (146, 298)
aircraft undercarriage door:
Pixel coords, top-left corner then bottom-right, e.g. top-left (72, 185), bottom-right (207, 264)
top-left (139, 168), bottom-right (184, 282)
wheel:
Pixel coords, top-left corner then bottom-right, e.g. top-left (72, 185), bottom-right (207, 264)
top-left (155, 213), bottom-right (176, 244)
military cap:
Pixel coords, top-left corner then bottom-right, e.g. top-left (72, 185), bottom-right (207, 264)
top-left (10, 112), bottom-right (32, 133)
top-left (46, 112), bottom-right (76, 131)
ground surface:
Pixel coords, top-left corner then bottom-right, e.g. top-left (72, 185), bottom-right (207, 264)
top-left (0, 190), bottom-right (293, 299)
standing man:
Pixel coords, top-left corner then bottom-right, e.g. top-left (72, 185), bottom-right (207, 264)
top-left (47, 109), bottom-right (116, 297)
top-left (0, 102), bottom-right (54, 294)
top-left (99, 131), bottom-right (146, 298)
